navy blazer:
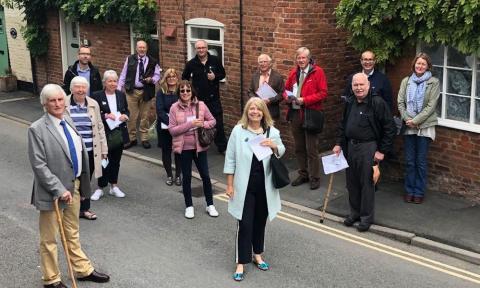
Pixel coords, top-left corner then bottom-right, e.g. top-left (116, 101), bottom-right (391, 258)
top-left (92, 90), bottom-right (130, 142)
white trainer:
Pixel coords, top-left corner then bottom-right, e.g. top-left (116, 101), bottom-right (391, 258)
top-left (206, 205), bottom-right (219, 217)
top-left (90, 189), bottom-right (104, 201)
top-left (185, 206), bottom-right (194, 219)
top-left (109, 186), bottom-right (125, 198)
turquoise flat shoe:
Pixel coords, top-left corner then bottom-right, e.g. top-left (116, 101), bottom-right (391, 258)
top-left (232, 272), bottom-right (244, 281)
top-left (253, 260), bottom-right (270, 271)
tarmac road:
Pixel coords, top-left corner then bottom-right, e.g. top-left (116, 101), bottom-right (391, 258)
top-left (1, 116), bottom-right (479, 288)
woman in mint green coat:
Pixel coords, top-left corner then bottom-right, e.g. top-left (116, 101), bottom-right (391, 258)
top-left (224, 97), bottom-right (286, 281)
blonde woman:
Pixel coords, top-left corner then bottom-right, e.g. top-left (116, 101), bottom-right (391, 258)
top-left (156, 68), bottom-right (182, 186)
top-left (224, 97), bottom-right (286, 281)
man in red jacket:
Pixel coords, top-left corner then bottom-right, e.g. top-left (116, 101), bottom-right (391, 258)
top-left (283, 47), bottom-right (328, 190)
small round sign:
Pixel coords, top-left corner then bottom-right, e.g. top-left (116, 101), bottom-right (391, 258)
top-left (10, 28), bottom-right (17, 39)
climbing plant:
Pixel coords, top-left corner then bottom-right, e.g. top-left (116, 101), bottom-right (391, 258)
top-left (335, 0), bottom-right (480, 62)
top-left (12, 0), bottom-right (158, 57)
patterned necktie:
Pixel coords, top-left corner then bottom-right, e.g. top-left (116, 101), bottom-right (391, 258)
top-left (60, 120), bottom-right (78, 177)
top-left (296, 71), bottom-right (305, 98)
top-left (139, 57), bottom-right (145, 82)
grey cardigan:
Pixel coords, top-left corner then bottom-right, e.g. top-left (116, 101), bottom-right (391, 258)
top-left (397, 75), bottom-right (440, 129)
top-left (28, 114), bottom-right (91, 211)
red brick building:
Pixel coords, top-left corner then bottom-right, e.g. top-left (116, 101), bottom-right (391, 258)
top-left (31, 1), bottom-right (479, 203)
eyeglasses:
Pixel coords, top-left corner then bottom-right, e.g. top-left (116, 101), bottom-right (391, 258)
top-left (180, 89), bottom-right (191, 93)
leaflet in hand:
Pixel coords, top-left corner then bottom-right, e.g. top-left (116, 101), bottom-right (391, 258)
top-left (106, 111), bottom-right (122, 130)
top-left (256, 82), bottom-right (277, 99)
top-left (322, 151), bottom-right (349, 175)
top-left (248, 134), bottom-right (272, 161)
top-left (290, 84), bottom-right (300, 109)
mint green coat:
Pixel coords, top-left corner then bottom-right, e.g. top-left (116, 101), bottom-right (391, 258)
top-left (224, 124), bottom-right (286, 221)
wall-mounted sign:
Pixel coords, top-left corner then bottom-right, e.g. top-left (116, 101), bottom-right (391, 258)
top-left (9, 28), bottom-right (17, 39)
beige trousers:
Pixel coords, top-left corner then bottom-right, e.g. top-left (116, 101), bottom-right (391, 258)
top-left (39, 180), bottom-right (94, 285)
top-left (126, 89), bottom-right (151, 142)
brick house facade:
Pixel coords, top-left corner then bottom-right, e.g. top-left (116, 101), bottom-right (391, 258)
top-left (31, 1), bottom-right (479, 203)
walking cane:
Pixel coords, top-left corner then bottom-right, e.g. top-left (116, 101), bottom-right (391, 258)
top-left (320, 174), bottom-right (334, 224)
top-left (54, 199), bottom-right (78, 288)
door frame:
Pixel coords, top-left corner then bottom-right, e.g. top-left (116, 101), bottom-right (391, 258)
top-left (59, 11), bottom-right (79, 76)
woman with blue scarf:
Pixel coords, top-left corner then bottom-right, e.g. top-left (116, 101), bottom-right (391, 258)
top-left (397, 53), bottom-right (440, 204)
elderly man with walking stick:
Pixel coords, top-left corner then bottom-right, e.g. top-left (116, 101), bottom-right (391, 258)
top-left (28, 84), bottom-right (110, 288)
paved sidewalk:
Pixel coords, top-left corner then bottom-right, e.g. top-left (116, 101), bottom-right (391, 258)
top-left (1, 91), bottom-right (479, 263)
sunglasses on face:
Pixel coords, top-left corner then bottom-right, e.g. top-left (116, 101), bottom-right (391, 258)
top-left (180, 89), bottom-right (191, 93)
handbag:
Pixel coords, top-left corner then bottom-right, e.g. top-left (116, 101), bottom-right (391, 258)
top-left (303, 108), bottom-right (324, 134)
top-left (267, 127), bottom-right (290, 189)
top-left (196, 102), bottom-right (217, 147)
top-left (107, 128), bottom-right (124, 150)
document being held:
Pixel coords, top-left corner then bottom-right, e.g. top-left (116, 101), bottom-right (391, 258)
top-left (248, 134), bottom-right (273, 161)
top-left (256, 82), bottom-right (277, 99)
top-left (322, 151), bottom-right (349, 174)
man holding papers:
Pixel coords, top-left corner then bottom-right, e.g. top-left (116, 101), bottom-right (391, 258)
top-left (248, 54), bottom-right (285, 119)
top-left (333, 73), bottom-right (395, 232)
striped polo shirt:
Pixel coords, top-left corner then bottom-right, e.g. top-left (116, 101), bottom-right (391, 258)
top-left (69, 100), bottom-right (93, 152)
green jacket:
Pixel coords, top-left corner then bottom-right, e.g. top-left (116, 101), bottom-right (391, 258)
top-left (397, 76), bottom-right (440, 129)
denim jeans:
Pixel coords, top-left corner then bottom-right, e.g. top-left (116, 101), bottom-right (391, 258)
top-left (404, 135), bottom-right (431, 197)
top-left (180, 150), bottom-right (213, 207)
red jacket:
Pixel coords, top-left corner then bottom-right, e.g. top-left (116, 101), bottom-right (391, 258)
top-left (283, 64), bottom-right (328, 120)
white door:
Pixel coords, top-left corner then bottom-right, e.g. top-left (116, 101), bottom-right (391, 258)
top-left (60, 13), bottom-right (80, 73)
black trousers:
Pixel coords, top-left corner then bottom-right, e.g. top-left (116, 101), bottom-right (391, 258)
top-left (158, 129), bottom-right (181, 178)
top-left (179, 150), bottom-right (213, 207)
top-left (345, 141), bottom-right (377, 224)
top-left (80, 150), bottom-right (95, 212)
top-left (98, 141), bottom-right (123, 188)
top-left (236, 177), bottom-right (268, 264)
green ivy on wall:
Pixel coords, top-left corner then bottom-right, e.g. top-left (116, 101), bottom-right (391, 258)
top-left (335, 0), bottom-right (480, 62)
top-left (12, 0), bottom-right (158, 58)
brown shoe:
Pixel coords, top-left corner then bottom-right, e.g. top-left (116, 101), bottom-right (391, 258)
top-left (291, 175), bottom-right (309, 186)
top-left (123, 140), bottom-right (137, 149)
top-left (413, 196), bottom-right (424, 204)
top-left (44, 282), bottom-right (68, 288)
top-left (310, 178), bottom-right (320, 190)
top-left (404, 194), bottom-right (414, 203)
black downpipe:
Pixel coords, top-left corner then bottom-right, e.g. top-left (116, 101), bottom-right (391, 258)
top-left (239, 0), bottom-right (244, 110)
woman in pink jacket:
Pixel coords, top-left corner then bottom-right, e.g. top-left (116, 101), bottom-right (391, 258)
top-left (168, 80), bottom-right (219, 219)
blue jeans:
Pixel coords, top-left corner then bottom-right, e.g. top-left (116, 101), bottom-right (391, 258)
top-left (404, 135), bottom-right (431, 197)
top-left (179, 150), bottom-right (213, 207)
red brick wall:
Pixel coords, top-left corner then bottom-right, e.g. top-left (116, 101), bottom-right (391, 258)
top-left (158, 0), bottom-right (359, 154)
top-left (386, 49), bottom-right (480, 203)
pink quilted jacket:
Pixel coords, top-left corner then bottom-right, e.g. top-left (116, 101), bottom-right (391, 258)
top-left (168, 100), bottom-right (216, 154)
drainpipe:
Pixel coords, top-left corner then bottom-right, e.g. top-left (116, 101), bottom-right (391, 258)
top-left (239, 0), bottom-right (244, 110)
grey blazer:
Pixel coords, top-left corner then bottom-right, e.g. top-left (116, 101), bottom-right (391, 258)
top-left (28, 113), bottom-right (91, 211)
top-left (247, 69), bottom-right (285, 119)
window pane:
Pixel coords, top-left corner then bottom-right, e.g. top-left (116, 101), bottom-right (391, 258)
top-left (423, 45), bottom-right (443, 66)
top-left (447, 47), bottom-right (473, 68)
top-left (446, 94), bottom-right (470, 122)
top-left (476, 99), bottom-right (480, 124)
top-left (436, 93), bottom-right (442, 117)
top-left (447, 68), bottom-right (471, 96)
top-left (432, 66), bottom-right (443, 92)
top-left (477, 71), bottom-right (480, 97)
top-left (191, 27), bottom-right (220, 41)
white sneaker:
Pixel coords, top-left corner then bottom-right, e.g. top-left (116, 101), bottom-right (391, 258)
top-left (90, 189), bottom-right (104, 201)
top-left (206, 205), bottom-right (219, 217)
top-left (109, 186), bottom-right (125, 198)
top-left (185, 206), bottom-right (194, 219)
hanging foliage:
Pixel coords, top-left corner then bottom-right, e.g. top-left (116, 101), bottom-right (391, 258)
top-left (12, 0), bottom-right (158, 57)
top-left (335, 0), bottom-right (480, 62)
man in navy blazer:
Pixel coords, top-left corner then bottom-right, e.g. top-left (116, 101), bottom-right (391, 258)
top-left (28, 84), bottom-right (110, 287)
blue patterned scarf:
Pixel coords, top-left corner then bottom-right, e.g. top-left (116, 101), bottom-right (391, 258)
top-left (406, 71), bottom-right (431, 117)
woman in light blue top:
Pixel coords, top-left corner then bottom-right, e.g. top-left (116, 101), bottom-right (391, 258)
top-left (224, 97), bottom-right (286, 281)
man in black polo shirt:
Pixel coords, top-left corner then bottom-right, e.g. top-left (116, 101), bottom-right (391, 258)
top-left (333, 73), bottom-right (395, 232)
top-left (182, 39), bottom-right (227, 153)
top-left (118, 40), bottom-right (161, 149)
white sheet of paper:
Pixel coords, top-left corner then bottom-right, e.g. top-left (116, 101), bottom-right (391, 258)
top-left (187, 115), bottom-right (197, 131)
top-left (161, 113), bottom-right (169, 129)
top-left (106, 111), bottom-right (122, 130)
top-left (322, 151), bottom-right (349, 175)
top-left (101, 158), bottom-right (109, 168)
top-left (256, 82), bottom-right (277, 99)
top-left (291, 84), bottom-right (300, 109)
top-left (248, 134), bottom-right (272, 161)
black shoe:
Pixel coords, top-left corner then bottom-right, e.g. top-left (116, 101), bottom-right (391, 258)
top-left (77, 270), bottom-right (110, 283)
top-left (291, 176), bottom-right (309, 186)
top-left (124, 140), bottom-right (137, 149)
top-left (165, 176), bottom-right (173, 186)
top-left (174, 176), bottom-right (182, 186)
top-left (310, 178), bottom-right (320, 190)
top-left (343, 216), bottom-right (358, 227)
top-left (44, 282), bottom-right (68, 288)
top-left (142, 141), bottom-right (151, 149)
top-left (357, 222), bottom-right (371, 232)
